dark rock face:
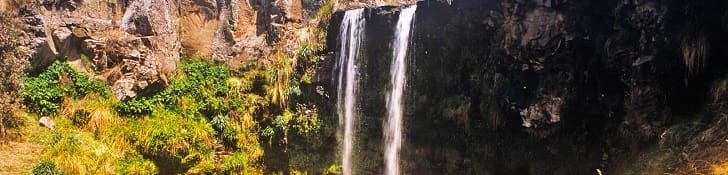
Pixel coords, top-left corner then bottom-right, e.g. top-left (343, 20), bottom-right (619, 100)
top-left (325, 0), bottom-right (728, 174)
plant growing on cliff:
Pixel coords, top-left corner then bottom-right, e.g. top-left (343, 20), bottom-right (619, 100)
top-left (22, 61), bottom-right (109, 116)
top-left (266, 50), bottom-right (296, 107)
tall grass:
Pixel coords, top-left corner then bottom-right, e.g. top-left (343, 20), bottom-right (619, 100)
top-left (61, 94), bottom-right (120, 135)
top-left (266, 50), bottom-right (295, 107)
top-left (41, 131), bottom-right (117, 174)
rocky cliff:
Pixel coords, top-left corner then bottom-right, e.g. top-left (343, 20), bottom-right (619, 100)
top-left (326, 0), bottom-right (728, 174)
top-left (3, 0), bottom-right (323, 100)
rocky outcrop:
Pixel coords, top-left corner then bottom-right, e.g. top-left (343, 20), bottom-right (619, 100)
top-left (12, 0), bottom-right (179, 100)
top-left (11, 0), bottom-right (315, 100)
top-left (111, 0), bottom-right (181, 99)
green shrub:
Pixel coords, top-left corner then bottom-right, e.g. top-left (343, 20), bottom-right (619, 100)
top-left (114, 98), bottom-right (154, 116)
top-left (115, 59), bottom-right (233, 117)
top-left (22, 61), bottom-right (109, 116)
top-left (32, 161), bottom-right (64, 175)
top-left (22, 76), bottom-right (64, 116)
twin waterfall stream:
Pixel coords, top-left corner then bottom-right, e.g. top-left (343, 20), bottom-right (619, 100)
top-left (336, 5), bottom-right (417, 175)
top-left (336, 8), bottom-right (365, 175)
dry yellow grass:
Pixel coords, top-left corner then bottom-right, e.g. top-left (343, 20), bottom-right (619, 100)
top-left (179, 13), bottom-right (218, 58)
top-left (0, 140), bottom-right (45, 174)
top-left (61, 94), bottom-right (122, 136)
top-left (0, 112), bottom-right (49, 175)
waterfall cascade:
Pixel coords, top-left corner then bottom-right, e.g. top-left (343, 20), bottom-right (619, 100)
top-left (336, 9), bottom-right (365, 175)
top-left (384, 5), bottom-right (417, 175)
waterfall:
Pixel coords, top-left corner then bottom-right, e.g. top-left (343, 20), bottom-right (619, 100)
top-left (337, 9), bottom-right (365, 175)
top-left (385, 5), bottom-right (417, 175)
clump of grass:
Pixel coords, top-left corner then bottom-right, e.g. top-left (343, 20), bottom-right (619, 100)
top-left (62, 94), bottom-right (120, 135)
top-left (126, 108), bottom-right (216, 158)
top-left (323, 163), bottom-right (342, 175)
top-left (266, 50), bottom-right (296, 108)
top-left (40, 130), bottom-right (119, 175)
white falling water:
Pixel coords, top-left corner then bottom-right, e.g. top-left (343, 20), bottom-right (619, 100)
top-left (337, 9), bottom-right (365, 175)
top-left (385, 5), bottom-right (417, 175)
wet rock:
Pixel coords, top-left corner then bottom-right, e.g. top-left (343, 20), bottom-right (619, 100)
top-left (520, 96), bottom-right (564, 128)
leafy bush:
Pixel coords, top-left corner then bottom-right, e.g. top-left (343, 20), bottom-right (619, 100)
top-left (116, 59), bottom-right (233, 116)
top-left (22, 76), bottom-right (64, 116)
top-left (114, 98), bottom-right (154, 116)
top-left (22, 61), bottom-right (109, 116)
top-left (32, 161), bottom-right (64, 175)
top-left (211, 114), bottom-right (237, 146)
top-left (296, 43), bottom-right (318, 84)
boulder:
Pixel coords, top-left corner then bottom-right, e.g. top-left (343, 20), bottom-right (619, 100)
top-left (38, 117), bottom-right (55, 130)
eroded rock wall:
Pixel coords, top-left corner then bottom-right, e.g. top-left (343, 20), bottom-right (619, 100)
top-left (9, 0), bottom-right (315, 100)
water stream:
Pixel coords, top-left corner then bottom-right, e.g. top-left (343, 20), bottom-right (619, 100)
top-left (336, 9), bottom-right (365, 175)
top-left (384, 5), bottom-right (417, 175)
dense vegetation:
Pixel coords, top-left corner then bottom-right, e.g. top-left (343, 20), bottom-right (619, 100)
top-left (20, 57), bottom-right (333, 174)
top-left (22, 61), bottom-right (109, 116)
